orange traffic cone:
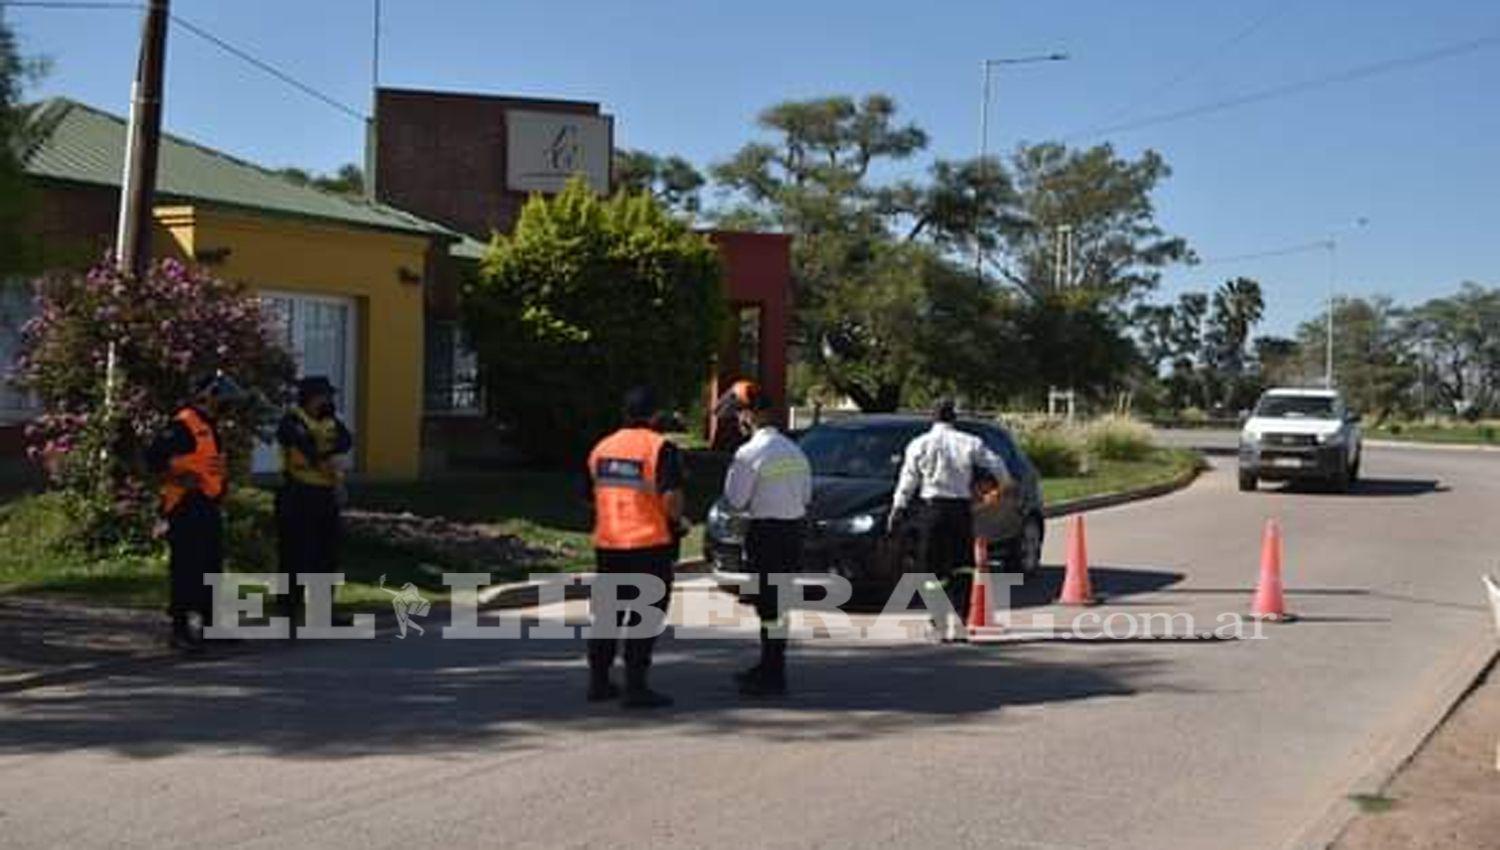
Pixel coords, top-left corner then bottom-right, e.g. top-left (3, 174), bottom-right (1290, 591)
top-left (1251, 519), bottom-right (1294, 621)
top-left (967, 538), bottom-right (992, 634)
top-left (1058, 515), bottom-right (1097, 606)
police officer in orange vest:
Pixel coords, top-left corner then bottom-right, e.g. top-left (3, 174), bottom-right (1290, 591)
top-left (585, 386), bottom-right (688, 708)
top-left (145, 373), bottom-right (245, 651)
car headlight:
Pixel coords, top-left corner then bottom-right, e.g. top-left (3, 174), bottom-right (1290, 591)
top-left (706, 501), bottom-right (745, 544)
top-left (1240, 430), bottom-right (1262, 446)
top-left (828, 512), bottom-right (880, 535)
top-left (1317, 430), bottom-right (1344, 445)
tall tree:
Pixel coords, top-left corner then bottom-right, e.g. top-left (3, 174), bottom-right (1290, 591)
top-left (1402, 283), bottom-right (1500, 416)
top-left (712, 95), bottom-right (937, 409)
top-left (1, 17), bottom-right (39, 275)
top-left (990, 143), bottom-right (1193, 307)
top-left (1297, 296), bottom-right (1413, 420)
top-left (612, 149), bottom-right (705, 215)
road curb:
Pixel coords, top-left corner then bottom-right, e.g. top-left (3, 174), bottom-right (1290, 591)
top-left (1290, 639), bottom-right (1500, 850)
top-left (1042, 455), bottom-right (1205, 519)
top-left (0, 461), bottom-right (1201, 695)
top-left (1365, 439), bottom-right (1500, 454)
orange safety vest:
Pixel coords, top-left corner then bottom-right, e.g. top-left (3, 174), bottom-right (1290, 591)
top-left (589, 428), bottom-right (672, 550)
top-left (160, 406), bottom-right (227, 513)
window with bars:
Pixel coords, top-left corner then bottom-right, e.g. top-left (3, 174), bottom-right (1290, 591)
top-left (424, 320), bottom-right (482, 414)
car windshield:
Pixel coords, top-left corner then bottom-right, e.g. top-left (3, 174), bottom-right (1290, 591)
top-left (797, 423), bottom-right (923, 479)
top-left (1255, 395), bottom-right (1337, 419)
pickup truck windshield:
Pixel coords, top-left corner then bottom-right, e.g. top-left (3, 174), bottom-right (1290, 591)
top-left (1255, 396), bottom-right (1336, 419)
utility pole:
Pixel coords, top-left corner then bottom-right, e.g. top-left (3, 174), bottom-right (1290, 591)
top-left (116, 0), bottom-right (170, 279)
top-left (364, 0), bottom-right (380, 202)
top-left (105, 0), bottom-right (168, 437)
top-left (974, 52), bottom-right (1068, 285)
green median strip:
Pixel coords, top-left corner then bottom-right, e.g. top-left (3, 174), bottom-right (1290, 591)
top-left (0, 447), bottom-right (1199, 608)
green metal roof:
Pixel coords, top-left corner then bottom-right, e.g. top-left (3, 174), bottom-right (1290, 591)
top-left (19, 98), bottom-right (458, 240)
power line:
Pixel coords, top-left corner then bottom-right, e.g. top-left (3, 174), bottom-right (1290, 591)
top-left (1076, 0), bottom-right (1289, 138)
top-left (169, 13), bottom-right (367, 121)
top-left (0, 1), bottom-right (140, 9)
top-left (3, 1), bottom-right (368, 121)
top-left (1068, 32), bottom-right (1500, 142)
top-left (1194, 240), bottom-right (1330, 267)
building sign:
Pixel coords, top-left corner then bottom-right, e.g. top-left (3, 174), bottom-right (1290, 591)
top-left (506, 110), bottom-right (610, 194)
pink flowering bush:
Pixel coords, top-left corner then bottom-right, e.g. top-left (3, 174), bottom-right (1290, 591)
top-left (13, 258), bottom-right (296, 548)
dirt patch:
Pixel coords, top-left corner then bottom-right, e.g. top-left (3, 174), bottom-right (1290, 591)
top-left (1333, 661), bottom-right (1500, 850)
top-left (342, 510), bottom-right (570, 569)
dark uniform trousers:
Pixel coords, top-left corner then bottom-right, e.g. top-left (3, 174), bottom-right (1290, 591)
top-left (588, 546), bottom-right (677, 686)
top-left (276, 481), bottom-right (342, 625)
top-left (168, 491), bottom-right (223, 624)
top-left (745, 519), bottom-right (805, 681)
top-left (921, 498), bottom-right (974, 621)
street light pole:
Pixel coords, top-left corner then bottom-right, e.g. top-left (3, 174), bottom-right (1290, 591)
top-left (975, 52), bottom-right (1068, 285)
top-left (1321, 217), bottom-right (1368, 388)
top-left (1324, 238), bottom-right (1336, 388)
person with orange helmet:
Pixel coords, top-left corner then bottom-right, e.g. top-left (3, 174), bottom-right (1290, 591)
top-left (584, 386), bottom-right (689, 708)
top-left (710, 378), bottom-right (759, 452)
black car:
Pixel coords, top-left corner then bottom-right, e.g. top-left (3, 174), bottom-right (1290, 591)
top-left (705, 415), bottom-right (1046, 588)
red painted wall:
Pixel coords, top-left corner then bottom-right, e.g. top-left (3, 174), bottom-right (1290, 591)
top-left (705, 230), bottom-right (793, 435)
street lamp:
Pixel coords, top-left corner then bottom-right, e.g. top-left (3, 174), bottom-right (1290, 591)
top-left (975, 52), bottom-right (1069, 283)
top-left (1321, 217), bottom-right (1370, 388)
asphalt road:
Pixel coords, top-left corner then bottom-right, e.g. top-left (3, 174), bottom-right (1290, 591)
top-left (2, 444), bottom-right (1497, 850)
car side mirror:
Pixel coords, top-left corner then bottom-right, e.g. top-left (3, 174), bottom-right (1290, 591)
top-left (1347, 412), bottom-right (1363, 424)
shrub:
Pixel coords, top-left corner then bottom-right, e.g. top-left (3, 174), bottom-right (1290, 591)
top-left (1016, 423), bottom-right (1086, 478)
top-left (13, 258), bottom-right (296, 548)
top-left (1086, 415), bottom-right (1155, 462)
top-left (463, 179), bottom-right (725, 464)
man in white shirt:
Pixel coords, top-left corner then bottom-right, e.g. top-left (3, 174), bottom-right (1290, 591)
top-left (721, 388), bottom-right (812, 697)
top-left (891, 399), bottom-right (1012, 626)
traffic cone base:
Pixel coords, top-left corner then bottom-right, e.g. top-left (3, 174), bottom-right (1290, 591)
top-left (1058, 515), bottom-right (1097, 606)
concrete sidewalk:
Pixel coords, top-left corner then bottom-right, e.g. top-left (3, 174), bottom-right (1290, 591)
top-left (1333, 659), bottom-right (1500, 849)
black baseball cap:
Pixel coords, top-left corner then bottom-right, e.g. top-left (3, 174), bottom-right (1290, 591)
top-left (296, 376), bottom-right (337, 398)
top-left (623, 385), bottom-right (658, 422)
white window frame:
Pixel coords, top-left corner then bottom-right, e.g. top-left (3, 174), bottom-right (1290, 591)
top-left (253, 290), bottom-right (360, 474)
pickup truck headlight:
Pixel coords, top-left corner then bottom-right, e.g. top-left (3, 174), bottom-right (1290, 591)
top-left (1316, 430), bottom-right (1345, 446)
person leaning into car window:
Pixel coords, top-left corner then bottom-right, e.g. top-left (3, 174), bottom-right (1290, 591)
top-left (890, 399), bottom-right (1012, 636)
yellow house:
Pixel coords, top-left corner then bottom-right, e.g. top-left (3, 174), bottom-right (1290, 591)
top-left (9, 99), bottom-right (470, 479)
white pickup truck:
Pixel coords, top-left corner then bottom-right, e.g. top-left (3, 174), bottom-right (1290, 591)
top-left (1238, 388), bottom-right (1363, 492)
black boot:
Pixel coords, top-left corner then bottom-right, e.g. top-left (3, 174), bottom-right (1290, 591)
top-left (587, 667), bottom-right (621, 702)
top-left (740, 637), bottom-right (787, 697)
top-left (621, 668), bottom-right (673, 709)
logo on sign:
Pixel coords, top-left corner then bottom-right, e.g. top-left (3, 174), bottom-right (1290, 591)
top-left (546, 125), bottom-right (582, 172)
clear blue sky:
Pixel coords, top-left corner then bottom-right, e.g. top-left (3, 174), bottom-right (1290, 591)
top-left (7, 0), bottom-right (1498, 335)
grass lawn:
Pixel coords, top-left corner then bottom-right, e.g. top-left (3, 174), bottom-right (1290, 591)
top-left (1369, 421), bottom-right (1500, 446)
top-left (1040, 448), bottom-right (1202, 505)
top-left (0, 448), bottom-right (1196, 608)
